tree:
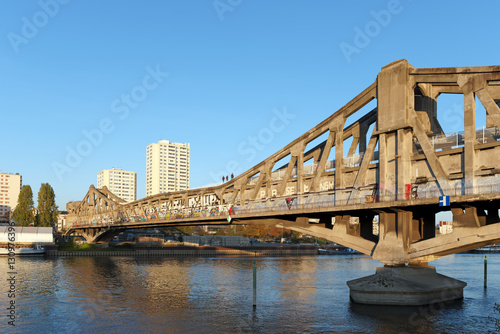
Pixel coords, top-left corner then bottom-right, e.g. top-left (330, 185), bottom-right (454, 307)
top-left (215, 228), bottom-right (227, 236)
top-left (12, 185), bottom-right (35, 226)
top-left (37, 183), bottom-right (58, 227)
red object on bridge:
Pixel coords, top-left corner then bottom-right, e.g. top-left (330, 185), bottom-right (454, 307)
top-left (405, 184), bottom-right (411, 200)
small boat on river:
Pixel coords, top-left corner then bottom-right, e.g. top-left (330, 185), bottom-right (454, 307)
top-left (0, 243), bottom-right (45, 256)
top-left (318, 247), bottom-right (360, 255)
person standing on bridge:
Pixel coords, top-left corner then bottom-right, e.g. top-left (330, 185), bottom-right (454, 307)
top-left (231, 173), bottom-right (234, 180)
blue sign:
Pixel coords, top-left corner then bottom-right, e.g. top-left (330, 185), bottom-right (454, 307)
top-left (439, 196), bottom-right (450, 207)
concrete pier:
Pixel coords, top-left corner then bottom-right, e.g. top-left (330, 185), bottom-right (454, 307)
top-left (347, 266), bottom-right (466, 306)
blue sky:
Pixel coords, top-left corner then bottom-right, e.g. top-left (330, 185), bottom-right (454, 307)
top-left (1, 0), bottom-right (499, 209)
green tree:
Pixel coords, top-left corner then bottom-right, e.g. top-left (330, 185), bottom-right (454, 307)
top-left (215, 228), bottom-right (227, 236)
top-left (177, 226), bottom-right (196, 236)
top-left (12, 185), bottom-right (35, 226)
top-left (37, 183), bottom-right (58, 227)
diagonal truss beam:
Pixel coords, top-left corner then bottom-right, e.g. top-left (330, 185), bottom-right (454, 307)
top-left (347, 134), bottom-right (378, 204)
top-left (410, 109), bottom-right (453, 195)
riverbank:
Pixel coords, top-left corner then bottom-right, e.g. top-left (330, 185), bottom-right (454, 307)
top-left (46, 245), bottom-right (319, 257)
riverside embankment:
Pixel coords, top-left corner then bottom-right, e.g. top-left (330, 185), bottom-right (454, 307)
top-left (46, 245), bottom-right (319, 257)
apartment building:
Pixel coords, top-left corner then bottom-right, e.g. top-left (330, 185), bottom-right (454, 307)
top-left (0, 173), bottom-right (22, 223)
top-left (97, 168), bottom-right (137, 202)
top-left (146, 140), bottom-right (190, 197)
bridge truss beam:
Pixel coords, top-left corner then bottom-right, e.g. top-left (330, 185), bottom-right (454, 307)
top-left (66, 60), bottom-right (500, 265)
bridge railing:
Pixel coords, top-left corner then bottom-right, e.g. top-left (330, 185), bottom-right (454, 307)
top-left (234, 183), bottom-right (500, 215)
top-left (414, 126), bottom-right (500, 155)
top-left (70, 182), bottom-right (500, 229)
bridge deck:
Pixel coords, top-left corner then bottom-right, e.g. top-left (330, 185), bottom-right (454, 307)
top-left (65, 60), bottom-right (500, 265)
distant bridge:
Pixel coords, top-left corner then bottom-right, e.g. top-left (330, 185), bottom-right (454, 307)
top-left (66, 59), bottom-right (500, 266)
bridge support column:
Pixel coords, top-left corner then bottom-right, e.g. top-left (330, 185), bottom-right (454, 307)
top-left (80, 229), bottom-right (99, 244)
top-left (371, 211), bottom-right (410, 265)
top-left (347, 265), bottom-right (466, 306)
top-left (349, 206), bottom-right (466, 306)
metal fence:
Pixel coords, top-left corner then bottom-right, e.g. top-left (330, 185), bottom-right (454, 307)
top-left (69, 182), bottom-right (500, 228)
top-left (414, 126), bottom-right (500, 154)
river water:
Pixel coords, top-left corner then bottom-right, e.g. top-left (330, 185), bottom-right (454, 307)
top-left (1, 253), bottom-right (499, 333)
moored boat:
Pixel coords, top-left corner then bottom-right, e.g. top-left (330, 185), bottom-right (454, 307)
top-left (0, 243), bottom-right (45, 256)
top-left (318, 247), bottom-right (360, 255)
top-left (464, 245), bottom-right (500, 253)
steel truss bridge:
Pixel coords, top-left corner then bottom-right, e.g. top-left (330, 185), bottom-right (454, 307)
top-left (66, 60), bottom-right (500, 266)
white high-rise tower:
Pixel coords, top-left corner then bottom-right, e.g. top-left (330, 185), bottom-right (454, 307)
top-left (146, 140), bottom-right (190, 197)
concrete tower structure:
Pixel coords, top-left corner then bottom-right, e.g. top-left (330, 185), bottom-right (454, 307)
top-left (97, 168), bottom-right (137, 202)
top-left (0, 172), bottom-right (22, 223)
top-left (146, 140), bottom-right (190, 197)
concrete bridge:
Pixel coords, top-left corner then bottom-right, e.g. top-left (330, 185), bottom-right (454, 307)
top-left (66, 60), bottom-right (500, 304)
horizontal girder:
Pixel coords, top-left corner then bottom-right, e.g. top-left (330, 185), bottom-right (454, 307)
top-left (66, 60), bottom-right (500, 264)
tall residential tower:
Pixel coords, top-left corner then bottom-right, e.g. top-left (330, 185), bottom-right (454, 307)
top-left (97, 168), bottom-right (137, 202)
top-left (0, 173), bottom-right (22, 223)
top-left (146, 140), bottom-right (190, 196)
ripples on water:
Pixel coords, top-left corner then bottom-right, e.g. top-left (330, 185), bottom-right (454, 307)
top-left (0, 254), bottom-right (498, 333)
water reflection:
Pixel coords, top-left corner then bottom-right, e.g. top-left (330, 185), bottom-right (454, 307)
top-left (276, 258), bottom-right (317, 302)
top-left (0, 254), bottom-right (498, 333)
